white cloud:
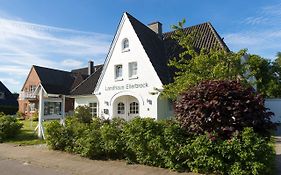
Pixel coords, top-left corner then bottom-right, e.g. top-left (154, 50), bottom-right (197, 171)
top-left (0, 16), bottom-right (112, 92)
top-left (224, 29), bottom-right (281, 59)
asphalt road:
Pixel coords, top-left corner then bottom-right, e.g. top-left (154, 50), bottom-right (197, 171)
top-left (0, 158), bottom-right (71, 175)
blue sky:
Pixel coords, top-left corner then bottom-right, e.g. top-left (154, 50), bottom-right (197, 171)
top-left (0, 0), bottom-right (281, 92)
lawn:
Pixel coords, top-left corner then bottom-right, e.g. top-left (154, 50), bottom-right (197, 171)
top-left (6, 120), bottom-right (48, 145)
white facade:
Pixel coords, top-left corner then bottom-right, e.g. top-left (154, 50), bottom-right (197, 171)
top-left (72, 13), bottom-right (173, 120)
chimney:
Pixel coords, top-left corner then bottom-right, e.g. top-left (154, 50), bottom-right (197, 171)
top-left (148, 21), bottom-right (162, 37)
top-left (88, 60), bottom-right (94, 75)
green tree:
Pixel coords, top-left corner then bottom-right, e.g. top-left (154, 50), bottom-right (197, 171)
top-left (162, 20), bottom-right (246, 99)
top-left (245, 54), bottom-right (281, 97)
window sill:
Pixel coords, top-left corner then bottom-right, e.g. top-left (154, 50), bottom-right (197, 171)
top-left (115, 78), bottom-right (123, 82)
top-left (129, 76), bottom-right (138, 80)
top-left (122, 48), bottom-right (130, 53)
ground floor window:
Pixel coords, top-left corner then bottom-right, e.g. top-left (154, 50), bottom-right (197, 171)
top-left (44, 102), bottom-right (61, 115)
top-left (89, 102), bottom-right (98, 117)
top-left (29, 102), bottom-right (36, 112)
top-left (129, 102), bottom-right (139, 114)
top-left (117, 102), bottom-right (125, 114)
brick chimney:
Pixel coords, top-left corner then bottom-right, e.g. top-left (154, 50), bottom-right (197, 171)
top-left (88, 60), bottom-right (94, 75)
top-left (148, 21), bottom-right (162, 37)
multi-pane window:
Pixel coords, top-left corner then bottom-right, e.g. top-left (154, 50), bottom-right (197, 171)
top-left (122, 38), bottom-right (129, 50)
top-left (89, 102), bottom-right (98, 117)
top-left (117, 102), bottom-right (125, 114)
top-left (129, 102), bottom-right (139, 114)
top-left (44, 102), bottom-right (61, 115)
top-left (29, 85), bottom-right (36, 92)
top-left (129, 62), bottom-right (137, 78)
top-left (115, 65), bottom-right (123, 79)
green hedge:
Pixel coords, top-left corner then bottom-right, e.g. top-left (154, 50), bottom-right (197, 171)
top-left (45, 117), bottom-right (275, 175)
top-left (0, 113), bottom-right (23, 142)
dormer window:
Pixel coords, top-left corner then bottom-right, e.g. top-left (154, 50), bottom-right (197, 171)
top-left (122, 38), bottom-right (129, 52)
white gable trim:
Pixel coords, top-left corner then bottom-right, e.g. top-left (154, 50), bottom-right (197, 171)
top-left (94, 13), bottom-right (127, 93)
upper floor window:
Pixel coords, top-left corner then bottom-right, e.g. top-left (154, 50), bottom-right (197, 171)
top-left (115, 65), bottom-right (123, 80)
top-left (122, 38), bottom-right (129, 51)
top-left (129, 62), bottom-right (137, 78)
top-left (29, 85), bottom-right (36, 92)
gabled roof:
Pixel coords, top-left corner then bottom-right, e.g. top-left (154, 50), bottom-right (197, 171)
top-left (33, 66), bottom-right (75, 95)
top-left (126, 13), bottom-right (172, 84)
top-left (0, 81), bottom-right (17, 106)
top-left (125, 12), bottom-right (229, 85)
top-left (70, 65), bottom-right (103, 95)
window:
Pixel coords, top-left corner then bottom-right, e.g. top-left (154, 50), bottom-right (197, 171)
top-left (29, 85), bottom-right (36, 92)
top-left (44, 102), bottom-right (61, 115)
top-left (129, 102), bottom-right (139, 114)
top-left (117, 102), bottom-right (125, 114)
top-left (0, 92), bottom-right (4, 99)
top-left (122, 38), bottom-right (129, 51)
top-left (129, 62), bottom-right (137, 78)
top-left (89, 102), bottom-right (98, 117)
top-left (115, 65), bottom-right (123, 79)
top-left (29, 103), bottom-right (36, 112)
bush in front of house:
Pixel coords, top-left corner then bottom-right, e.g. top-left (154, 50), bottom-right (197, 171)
top-left (45, 117), bottom-right (275, 174)
top-left (74, 105), bottom-right (92, 123)
top-left (175, 80), bottom-right (276, 138)
top-left (0, 112), bottom-right (23, 142)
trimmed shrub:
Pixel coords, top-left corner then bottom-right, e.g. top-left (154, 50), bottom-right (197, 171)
top-left (74, 105), bottom-right (92, 123)
top-left (100, 117), bottom-right (126, 159)
top-left (122, 117), bottom-right (166, 166)
top-left (175, 80), bottom-right (275, 138)
top-left (0, 114), bottom-right (23, 142)
top-left (45, 117), bottom-right (275, 175)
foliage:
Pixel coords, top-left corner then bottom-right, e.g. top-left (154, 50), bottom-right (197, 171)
top-left (31, 111), bottom-right (38, 121)
top-left (16, 111), bottom-right (25, 120)
top-left (175, 80), bottom-right (275, 138)
top-left (0, 114), bottom-right (23, 142)
top-left (162, 19), bottom-right (246, 99)
top-left (100, 117), bottom-right (126, 159)
top-left (74, 105), bottom-right (92, 123)
top-left (45, 117), bottom-right (275, 174)
top-left (244, 54), bottom-right (281, 98)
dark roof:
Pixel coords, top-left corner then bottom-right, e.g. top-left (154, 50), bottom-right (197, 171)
top-left (71, 65), bottom-right (103, 95)
top-left (126, 13), bottom-right (172, 84)
top-left (34, 66), bottom-right (75, 95)
top-left (126, 12), bottom-right (229, 85)
top-left (71, 67), bottom-right (89, 75)
top-left (0, 81), bottom-right (18, 106)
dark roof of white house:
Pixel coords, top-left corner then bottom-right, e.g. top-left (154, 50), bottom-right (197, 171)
top-left (29, 12), bottom-right (230, 96)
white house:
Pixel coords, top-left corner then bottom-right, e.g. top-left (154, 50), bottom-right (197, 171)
top-left (70, 12), bottom-right (229, 120)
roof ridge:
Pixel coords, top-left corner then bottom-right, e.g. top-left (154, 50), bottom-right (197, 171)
top-left (33, 65), bottom-right (71, 74)
top-left (70, 65), bottom-right (103, 93)
top-left (163, 22), bottom-right (209, 36)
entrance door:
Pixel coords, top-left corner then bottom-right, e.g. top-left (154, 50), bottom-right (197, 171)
top-left (114, 95), bottom-right (139, 120)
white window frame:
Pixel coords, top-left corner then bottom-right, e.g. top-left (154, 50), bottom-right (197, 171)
top-left (129, 62), bottom-right (138, 79)
top-left (117, 102), bottom-right (125, 114)
top-left (115, 65), bottom-right (123, 80)
top-left (89, 102), bottom-right (98, 117)
top-left (129, 102), bottom-right (139, 114)
top-left (122, 38), bottom-right (130, 52)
